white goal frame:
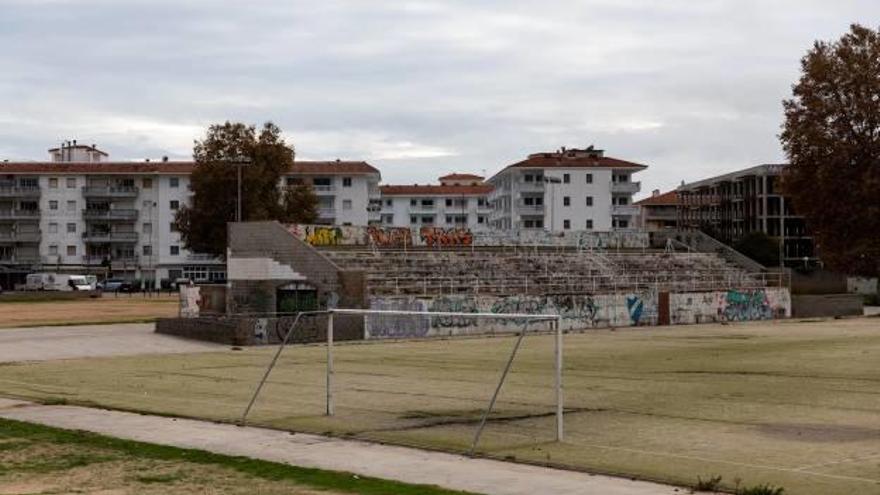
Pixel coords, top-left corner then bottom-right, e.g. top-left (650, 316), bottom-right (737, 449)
top-left (240, 308), bottom-right (564, 453)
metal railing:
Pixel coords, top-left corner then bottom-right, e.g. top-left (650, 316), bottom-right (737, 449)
top-left (82, 209), bottom-right (139, 220)
top-left (0, 186), bottom-right (41, 197)
top-left (82, 231), bottom-right (139, 242)
top-left (82, 186), bottom-right (139, 197)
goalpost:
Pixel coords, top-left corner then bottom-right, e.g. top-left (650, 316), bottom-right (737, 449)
top-left (240, 309), bottom-right (564, 453)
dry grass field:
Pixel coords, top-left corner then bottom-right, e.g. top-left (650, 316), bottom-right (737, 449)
top-left (0, 294), bottom-right (178, 328)
top-left (0, 317), bottom-right (879, 494)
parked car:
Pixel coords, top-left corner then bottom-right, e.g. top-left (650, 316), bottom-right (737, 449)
top-left (100, 279), bottom-right (130, 292)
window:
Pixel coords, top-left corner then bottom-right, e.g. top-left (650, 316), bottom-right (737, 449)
top-left (446, 215), bottom-right (453, 224)
top-left (66, 200), bottom-right (76, 211)
top-left (478, 216), bottom-right (485, 224)
top-left (66, 178), bottom-right (76, 189)
top-left (170, 222), bottom-right (178, 233)
top-left (618, 220), bottom-right (629, 229)
top-left (169, 177), bottom-right (179, 188)
top-left (143, 178), bottom-right (153, 189)
top-left (586, 173), bottom-right (593, 184)
top-left (385, 199), bottom-right (392, 206)
top-left (563, 196), bottom-right (570, 207)
top-left (421, 199), bottom-right (434, 207)
top-left (478, 198), bottom-right (487, 207)
top-left (143, 223), bottom-right (152, 234)
top-left (49, 178), bottom-right (58, 189)
top-left (342, 200), bottom-right (352, 210)
top-left (169, 200), bottom-right (179, 210)
top-left (48, 223), bottom-right (58, 234)
top-left (49, 245), bottom-right (58, 255)
top-left (410, 216), bottom-right (418, 224)
top-left (421, 216), bottom-right (434, 224)
top-left (49, 201), bottom-right (58, 210)
top-left (410, 199), bottom-right (417, 207)
top-left (342, 177), bottom-right (352, 187)
top-left (524, 174), bottom-right (533, 183)
top-left (586, 196), bottom-right (593, 207)
top-left (586, 219), bottom-right (594, 230)
top-left (563, 174), bottom-right (570, 184)
top-left (66, 223), bottom-right (76, 233)
top-left (170, 245), bottom-right (180, 256)
top-left (66, 245), bottom-right (76, 256)
top-left (445, 199), bottom-right (452, 207)
top-left (143, 245), bottom-right (152, 256)
top-left (563, 219), bottom-right (571, 230)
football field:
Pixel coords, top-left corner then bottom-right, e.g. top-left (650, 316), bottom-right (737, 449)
top-left (0, 317), bottom-right (878, 494)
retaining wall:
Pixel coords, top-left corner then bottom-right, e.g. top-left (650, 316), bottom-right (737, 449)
top-left (791, 294), bottom-right (864, 318)
top-left (156, 314), bottom-right (363, 345)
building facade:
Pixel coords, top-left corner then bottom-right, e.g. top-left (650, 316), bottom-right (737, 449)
top-left (487, 147), bottom-right (646, 232)
top-left (677, 164), bottom-right (816, 266)
top-left (634, 190), bottom-right (679, 231)
top-left (379, 174), bottom-right (493, 231)
top-left (0, 144), bottom-right (381, 288)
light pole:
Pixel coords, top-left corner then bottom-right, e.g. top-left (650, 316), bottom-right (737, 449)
top-left (543, 176), bottom-right (562, 232)
top-left (230, 156), bottom-right (252, 223)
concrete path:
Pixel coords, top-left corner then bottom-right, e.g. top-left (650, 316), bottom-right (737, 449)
top-left (0, 323), bottom-right (221, 363)
top-left (0, 398), bottom-right (680, 495)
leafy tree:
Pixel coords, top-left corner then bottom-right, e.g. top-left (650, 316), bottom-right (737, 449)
top-left (734, 232), bottom-right (780, 267)
top-left (781, 24), bottom-right (880, 276)
top-left (174, 121), bottom-right (318, 256)
top-left (283, 184), bottom-right (319, 224)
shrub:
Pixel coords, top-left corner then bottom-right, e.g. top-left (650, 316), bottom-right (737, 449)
top-left (695, 475), bottom-right (723, 491)
top-left (739, 484), bottom-right (785, 495)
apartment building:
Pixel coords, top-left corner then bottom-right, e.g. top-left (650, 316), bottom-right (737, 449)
top-left (634, 190), bottom-right (679, 231)
top-left (487, 147), bottom-right (646, 232)
top-left (0, 143), bottom-right (381, 288)
top-left (379, 174), bottom-right (493, 230)
top-left (677, 164), bottom-right (816, 266)
top-left (282, 161), bottom-right (381, 226)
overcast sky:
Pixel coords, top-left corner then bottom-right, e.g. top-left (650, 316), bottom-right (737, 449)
top-left (1, 1), bottom-right (877, 197)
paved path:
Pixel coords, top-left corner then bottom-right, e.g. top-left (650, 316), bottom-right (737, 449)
top-left (0, 323), bottom-right (221, 363)
top-left (0, 398), bottom-right (680, 495)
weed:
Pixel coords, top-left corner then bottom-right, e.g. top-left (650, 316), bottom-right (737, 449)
top-left (695, 475), bottom-right (723, 491)
top-left (739, 484), bottom-right (784, 495)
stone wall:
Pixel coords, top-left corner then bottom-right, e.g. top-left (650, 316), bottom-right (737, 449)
top-left (156, 313), bottom-right (363, 345)
top-left (847, 277), bottom-right (879, 296)
top-left (669, 288), bottom-right (791, 325)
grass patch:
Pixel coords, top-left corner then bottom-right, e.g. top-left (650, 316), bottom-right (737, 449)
top-left (0, 418), bottom-right (479, 495)
top-left (134, 472), bottom-right (186, 484)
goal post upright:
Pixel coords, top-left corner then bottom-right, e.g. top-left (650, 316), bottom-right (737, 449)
top-left (555, 315), bottom-right (563, 442)
top-left (326, 311), bottom-right (334, 416)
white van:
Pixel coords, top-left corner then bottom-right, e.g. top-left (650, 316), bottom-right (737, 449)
top-left (25, 273), bottom-right (92, 291)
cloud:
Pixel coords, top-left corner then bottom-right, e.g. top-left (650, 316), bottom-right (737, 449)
top-left (0, 0), bottom-right (878, 194)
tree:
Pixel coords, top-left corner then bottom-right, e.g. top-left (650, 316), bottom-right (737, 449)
top-left (282, 184), bottom-right (319, 224)
top-left (174, 121), bottom-right (319, 256)
top-left (734, 232), bottom-right (780, 267)
top-left (781, 24), bottom-right (880, 276)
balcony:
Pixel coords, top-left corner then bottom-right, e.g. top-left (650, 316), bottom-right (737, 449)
top-left (82, 186), bottom-right (139, 198)
top-left (611, 205), bottom-right (640, 217)
top-left (611, 181), bottom-right (641, 194)
top-left (82, 209), bottom-right (139, 221)
top-left (0, 231), bottom-right (41, 243)
top-left (82, 231), bottom-right (139, 243)
top-left (0, 209), bottom-right (40, 220)
top-left (317, 207), bottom-right (336, 218)
top-left (516, 200), bottom-right (545, 214)
top-left (311, 185), bottom-right (336, 195)
top-left (0, 185), bottom-right (41, 199)
top-left (517, 181), bottom-right (545, 192)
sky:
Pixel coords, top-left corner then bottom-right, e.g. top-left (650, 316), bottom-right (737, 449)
top-left (1, 0), bottom-right (878, 198)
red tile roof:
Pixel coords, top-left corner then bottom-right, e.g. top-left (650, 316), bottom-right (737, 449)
top-left (507, 154), bottom-right (648, 170)
top-left (289, 161), bottom-right (380, 175)
top-left (439, 173), bottom-right (484, 181)
top-left (0, 160), bottom-right (379, 176)
top-left (634, 191), bottom-right (679, 206)
top-left (380, 184), bottom-right (494, 195)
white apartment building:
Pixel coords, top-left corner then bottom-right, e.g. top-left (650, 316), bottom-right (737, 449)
top-left (0, 143), bottom-right (381, 288)
top-left (487, 147), bottom-right (646, 232)
top-left (281, 161), bottom-right (381, 226)
top-left (379, 174), bottom-right (493, 231)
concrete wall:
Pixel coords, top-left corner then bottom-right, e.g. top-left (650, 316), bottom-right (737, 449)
top-left (286, 224), bottom-right (649, 249)
top-left (792, 294), bottom-right (864, 318)
top-left (847, 277), bottom-right (878, 296)
top-left (365, 287), bottom-right (792, 339)
top-left (669, 288), bottom-right (791, 325)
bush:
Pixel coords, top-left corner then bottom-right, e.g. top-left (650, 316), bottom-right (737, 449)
top-left (739, 484), bottom-right (784, 495)
top-left (734, 232), bottom-right (780, 266)
top-left (695, 475), bottom-right (723, 491)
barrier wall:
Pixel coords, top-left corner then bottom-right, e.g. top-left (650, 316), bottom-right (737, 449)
top-left (286, 224), bottom-right (649, 249)
top-left (365, 287), bottom-right (791, 339)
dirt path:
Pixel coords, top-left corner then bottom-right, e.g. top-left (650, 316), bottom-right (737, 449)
top-left (0, 399), bottom-right (680, 495)
top-left (0, 323), bottom-right (220, 362)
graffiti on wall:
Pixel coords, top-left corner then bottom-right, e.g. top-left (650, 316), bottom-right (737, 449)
top-left (367, 226), bottom-right (413, 248)
top-left (179, 286), bottom-right (201, 318)
top-left (286, 224), bottom-right (649, 249)
top-left (420, 227), bottom-right (473, 247)
top-left (670, 288), bottom-right (791, 325)
top-left (365, 291), bottom-right (657, 339)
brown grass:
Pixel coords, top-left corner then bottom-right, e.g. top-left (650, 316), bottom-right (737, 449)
top-left (0, 294), bottom-right (178, 328)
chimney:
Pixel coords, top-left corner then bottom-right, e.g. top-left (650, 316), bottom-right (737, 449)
top-left (652, 189), bottom-right (660, 197)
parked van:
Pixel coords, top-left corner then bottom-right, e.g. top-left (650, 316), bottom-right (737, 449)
top-left (25, 273), bottom-right (91, 291)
